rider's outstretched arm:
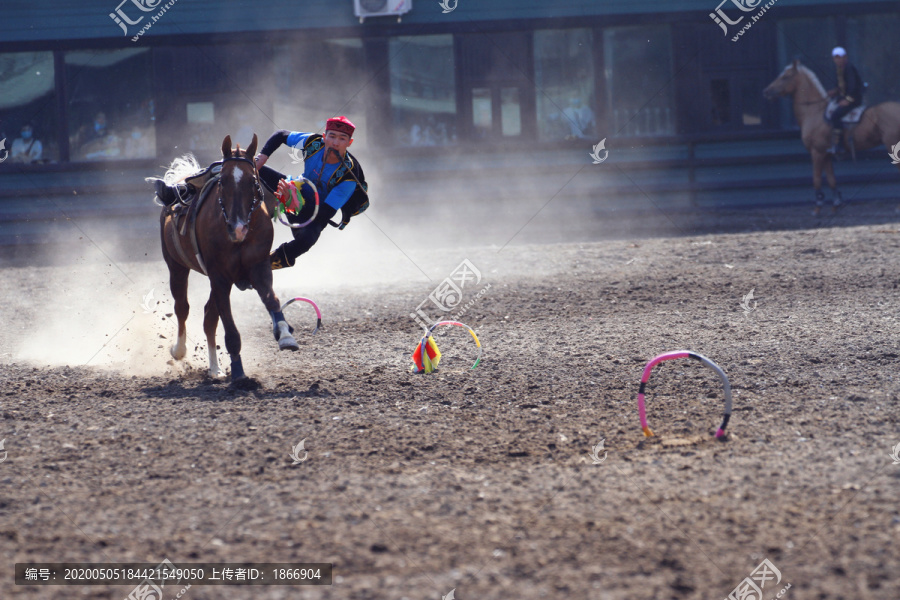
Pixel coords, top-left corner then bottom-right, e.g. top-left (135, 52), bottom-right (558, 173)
top-left (256, 130), bottom-right (291, 168)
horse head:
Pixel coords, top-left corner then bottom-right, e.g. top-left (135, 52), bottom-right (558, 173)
top-left (219, 133), bottom-right (261, 243)
top-left (763, 59), bottom-right (801, 101)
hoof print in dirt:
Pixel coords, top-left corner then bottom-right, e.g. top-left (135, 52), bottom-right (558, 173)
top-left (230, 377), bottom-right (261, 391)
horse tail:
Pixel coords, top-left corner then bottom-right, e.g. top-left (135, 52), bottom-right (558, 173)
top-left (145, 153), bottom-right (202, 186)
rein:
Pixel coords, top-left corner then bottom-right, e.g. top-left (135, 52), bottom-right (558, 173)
top-left (217, 155), bottom-right (264, 228)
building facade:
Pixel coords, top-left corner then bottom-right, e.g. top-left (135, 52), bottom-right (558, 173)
top-left (0, 0), bottom-right (897, 168)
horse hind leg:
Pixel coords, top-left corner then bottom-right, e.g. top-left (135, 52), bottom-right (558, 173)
top-left (167, 258), bottom-right (190, 361)
top-left (203, 292), bottom-right (225, 378)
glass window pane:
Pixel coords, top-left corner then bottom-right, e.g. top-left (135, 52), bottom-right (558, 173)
top-left (390, 35), bottom-right (457, 147)
top-left (0, 51), bottom-right (58, 165)
top-left (66, 48), bottom-right (155, 161)
top-left (270, 38), bottom-right (368, 154)
top-left (776, 18), bottom-right (836, 129)
top-left (847, 14), bottom-right (900, 106)
top-left (534, 28), bottom-right (595, 141)
top-left (604, 25), bottom-right (675, 137)
top-left (472, 88), bottom-right (492, 138)
top-left (740, 79), bottom-right (762, 126)
top-left (710, 79), bottom-right (730, 126)
top-left (501, 87), bottom-right (521, 136)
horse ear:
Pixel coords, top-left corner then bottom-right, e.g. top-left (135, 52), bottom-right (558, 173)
top-left (222, 135), bottom-right (232, 158)
top-left (247, 133), bottom-right (258, 159)
top-left (792, 58), bottom-right (800, 69)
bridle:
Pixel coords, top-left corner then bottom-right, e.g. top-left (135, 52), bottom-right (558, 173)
top-left (217, 155), bottom-right (264, 227)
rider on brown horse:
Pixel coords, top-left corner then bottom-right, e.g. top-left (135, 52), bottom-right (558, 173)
top-left (255, 116), bottom-right (369, 270)
top-left (826, 47), bottom-right (863, 156)
top-left (151, 116), bottom-right (369, 270)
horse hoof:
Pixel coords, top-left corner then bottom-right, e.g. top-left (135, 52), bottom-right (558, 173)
top-left (170, 345), bottom-right (186, 360)
top-left (279, 335), bottom-right (300, 351)
top-left (208, 368), bottom-right (225, 379)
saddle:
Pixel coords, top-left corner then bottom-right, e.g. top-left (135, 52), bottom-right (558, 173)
top-left (165, 170), bottom-right (221, 275)
top-left (825, 99), bottom-right (866, 124)
top-left (824, 100), bottom-right (866, 161)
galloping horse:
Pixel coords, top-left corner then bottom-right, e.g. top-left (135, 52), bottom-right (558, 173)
top-left (763, 59), bottom-right (900, 214)
top-left (157, 133), bottom-right (299, 382)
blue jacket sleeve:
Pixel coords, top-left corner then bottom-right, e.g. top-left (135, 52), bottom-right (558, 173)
top-left (286, 132), bottom-right (311, 149)
top-left (324, 181), bottom-right (356, 210)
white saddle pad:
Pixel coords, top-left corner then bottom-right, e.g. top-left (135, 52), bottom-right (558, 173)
top-left (825, 99), bottom-right (866, 123)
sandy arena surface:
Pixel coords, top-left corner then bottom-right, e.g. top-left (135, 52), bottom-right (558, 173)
top-left (1, 211), bottom-right (899, 599)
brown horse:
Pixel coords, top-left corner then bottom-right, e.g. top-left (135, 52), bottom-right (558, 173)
top-left (763, 59), bottom-right (900, 214)
top-left (158, 133), bottom-right (299, 382)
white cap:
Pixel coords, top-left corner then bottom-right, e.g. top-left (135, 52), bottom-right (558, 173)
top-left (832, 46), bottom-right (847, 57)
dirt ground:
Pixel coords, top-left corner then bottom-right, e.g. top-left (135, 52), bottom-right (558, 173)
top-left (2, 208), bottom-right (900, 599)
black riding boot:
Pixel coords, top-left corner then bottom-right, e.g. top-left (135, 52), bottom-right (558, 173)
top-left (151, 179), bottom-right (195, 206)
top-left (826, 128), bottom-right (845, 156)
top-left (270, 244), bottom-right (295, 270)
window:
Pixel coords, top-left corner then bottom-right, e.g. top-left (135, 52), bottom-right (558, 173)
top-left (0, 52), bottom-right (58, 165)
top-left (65, 48), bottom-right (155, 161)
top-left (534, 28), bottom-right (595, 140)
top-left (847, 14), bottom-right (900, 106)
top-left (269, 38), bottom-right (368, 152)
top-left (390, 35), bottom-right (457, 146)
top-left (604, 25), bottom-right (675, 137)
top-left (776, 18), bottom-right (836, 129)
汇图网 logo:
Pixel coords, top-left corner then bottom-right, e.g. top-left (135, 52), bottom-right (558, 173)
top-left (889, 442), bottom-right (900, 465)
top-left (888, 141), bottom-right (900, 165)
top-left (290, 439), bottom-right (309, 464)
top-left (711, 0), bottom-right (779, 41)
top-left (740, 289), bottom-right (757, 315)
top-left (724, 558), bottom-right (790, 600)
top-left (109, 0), bottom-right (164, 35)
top-left (589, 139), bottom-right (609, 164)
top-left (411, 259), bottom-right (491, 331)
top-left (588, 439), bottom-right (608, 464)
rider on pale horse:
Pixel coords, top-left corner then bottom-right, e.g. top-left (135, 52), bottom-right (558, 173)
top-left (825, 47), bottom-right (863, 156)
top-left (151, 116), bottom-right (369, 270)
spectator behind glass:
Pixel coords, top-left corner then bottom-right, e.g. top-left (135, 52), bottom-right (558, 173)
top-left (124, 125), bottom-right (154, 159)
top-left (562, 97), bottom-right (595, 140)
top-left (79, 112), bottom-right (121, 160)
top-left (11, 124), bottom-right (43, 164)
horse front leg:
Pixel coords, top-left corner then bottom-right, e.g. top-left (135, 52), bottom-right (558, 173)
top-left (249, 261), bottom-right (299, 351)
top-left (203, 291), bottom-right (225, 378)
top-left (210, 277), bottom-right (245, 381)
top-left (811, 150), bottom-right (826, 216)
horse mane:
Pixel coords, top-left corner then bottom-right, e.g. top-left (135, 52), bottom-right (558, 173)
top-left (791, 63), bottom-right (827, 98)
top-left (148, 153), bottom-right (203, 186)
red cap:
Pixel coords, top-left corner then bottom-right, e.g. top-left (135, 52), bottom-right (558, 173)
top-left (325, 116), bottom-right (355, 137)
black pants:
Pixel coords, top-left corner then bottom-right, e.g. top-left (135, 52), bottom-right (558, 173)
top-left (830, 101), bottom-right (861, 130)
top-left (261, 165), bottom-right (337, 263)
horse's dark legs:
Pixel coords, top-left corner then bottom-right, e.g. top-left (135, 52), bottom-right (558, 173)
top-left (822, 154), bottom-right (842, 212)
top-left (166, 257), bottom-right (190, 361)
top-left (812, 150), bottom-right (827, 216)
top-left (211, 276), bottom-right (245, 381)
top-left (249, 262), bottom-right (299, 351)
top-left (203, 291), bottom-right (224, 378)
